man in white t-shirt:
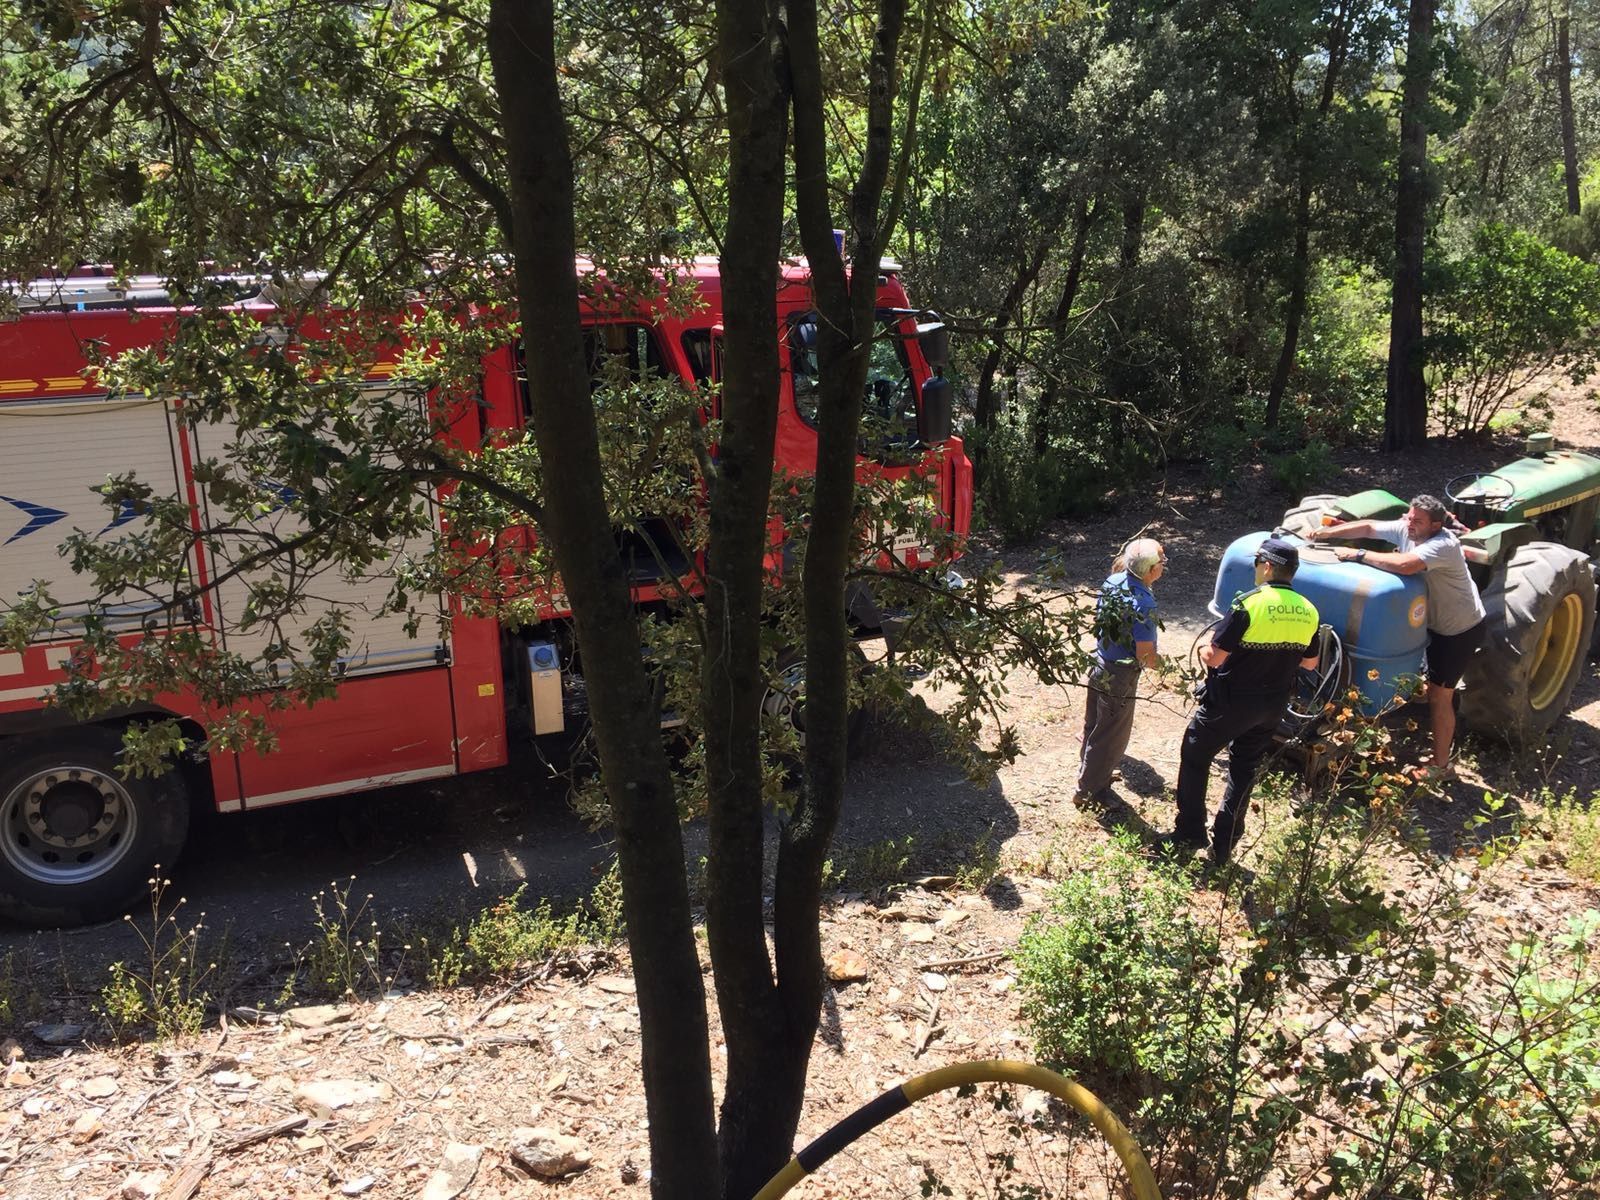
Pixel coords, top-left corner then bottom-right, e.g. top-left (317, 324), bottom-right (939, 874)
top-left (1307, 494), bottom-right (1487, 780)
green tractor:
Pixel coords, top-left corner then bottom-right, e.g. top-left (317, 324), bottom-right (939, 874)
top-left (1278, 432), bottom-right (1599, 744)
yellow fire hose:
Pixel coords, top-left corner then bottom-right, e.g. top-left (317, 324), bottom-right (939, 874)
top-left (752, 1058), bottom-right (1162, 1200)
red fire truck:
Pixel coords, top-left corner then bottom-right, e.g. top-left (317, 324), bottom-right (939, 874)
top-left (0, 260), bottom-right (972, 925)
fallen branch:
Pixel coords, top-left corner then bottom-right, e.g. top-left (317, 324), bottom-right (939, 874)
top-left (128, 1080), bottom-right (179, 1119)
top-left (914, 994), bottom-right (943, 1059)
top-left (219, 1115), bottom-right (307, 1155)
top-left (469, 971), bottom-right (538, 1026)
top-left (916, 950), bottom-right (1006, 972)
top-left (384, 1029), bottom-right (467, 1044)
top-left (159, 1151), bottom-right (212, 1200)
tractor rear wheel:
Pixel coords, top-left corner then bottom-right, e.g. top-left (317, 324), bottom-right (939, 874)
top-left (1461, 542), bottom-right (1596, 745)
top-left (1279, 494), bottom-right (1344, 538)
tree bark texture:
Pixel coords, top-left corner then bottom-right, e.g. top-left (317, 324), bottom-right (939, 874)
top-left (486, 5), bottom-right (719, 1196)
top-left (973, 237), bottom-right (1051, 434)
top-left (701, 0), bottom-right (906, 1195)
top-left (1265, 177), bottom-right (1313, 431)
top-left (1032, 194), bottom-right (1098, 456)
top-left (1558, 11), bottom-right (1581, 215)
top-left (700, 0), bottom-right (794, 1195)
top-left (1384, 0), bottom-right (1435, 451)
top-left (1265, 7), bottom-right (1353, 431)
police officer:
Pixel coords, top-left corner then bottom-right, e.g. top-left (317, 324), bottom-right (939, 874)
top-left (1164, 537), bottom-right (1322, 865)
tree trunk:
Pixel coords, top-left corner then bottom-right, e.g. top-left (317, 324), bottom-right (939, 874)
top-left (1031, 194), bottom-right (1098, 457)
top-left (1118, 194), bottom-right (1144, 278)
top-left (1384, 0), bottom-right (1435, 451)
top-left (1265, 177), bottom-right (1313, 430)
top-left (486, 5), bottom-right (719, 1197)
top-left (973, 343), bottom-right (1006, 433)
top-left (700, 0), bottom-right (794, 1196)
top-left (1100, 192), bottom-right (1145, 407)
top-left (1266, 8), bottom-right (1354, 432)
top-left (701, 0), bottom-right (907, 1194)
top-left (1558, 11), bottom-right (1581, 215)
top-left (974, 237), bottom-right (1051, 433)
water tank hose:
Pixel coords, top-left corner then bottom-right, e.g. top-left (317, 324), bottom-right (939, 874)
top-left (751, 1058), bottom-right (1161, 1200)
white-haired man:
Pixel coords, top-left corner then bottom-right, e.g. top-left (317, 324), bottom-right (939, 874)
top-left (1075, 536), bottom-right (1166, 806)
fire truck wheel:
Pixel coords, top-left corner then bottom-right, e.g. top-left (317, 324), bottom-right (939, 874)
top-left (1461, 542), bottom-right (1597, 745)
top-left (0, 726), bottom-right (191, 928)
top-left (762, 649), bottom-right (871, 765)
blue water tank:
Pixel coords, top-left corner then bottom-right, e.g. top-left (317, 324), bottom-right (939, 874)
top-left (1210, 532), bottom-right (1428, 714)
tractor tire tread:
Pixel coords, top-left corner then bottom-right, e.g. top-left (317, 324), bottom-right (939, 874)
top-left (1460, 541), bottom-right (1595, 745)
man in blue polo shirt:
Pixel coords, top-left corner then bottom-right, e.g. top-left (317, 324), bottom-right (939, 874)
top-left (1075, 537), bottom-right (1166, 806)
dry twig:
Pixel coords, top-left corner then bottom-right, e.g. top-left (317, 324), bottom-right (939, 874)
top-left (219, 1115), bottom-right (307, 1155)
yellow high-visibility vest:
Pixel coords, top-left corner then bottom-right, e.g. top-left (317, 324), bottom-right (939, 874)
top-left (1234, 584), bottom-right (1319, 651)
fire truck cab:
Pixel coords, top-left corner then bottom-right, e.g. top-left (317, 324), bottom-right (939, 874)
top-left (0, 260), bottom-right (972, 926)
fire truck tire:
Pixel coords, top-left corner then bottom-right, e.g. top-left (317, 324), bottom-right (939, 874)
top-left (1461, 542), bottom-right (1596, 746)
top-left (763, 649), bottom-right (871, 765)
top-left (0, 726), bottom-right (191, 928)
top-left (1278, 494), bottom-right (1344, 538)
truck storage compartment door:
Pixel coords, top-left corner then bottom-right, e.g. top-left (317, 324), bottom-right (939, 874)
top-left (186, 382), bottom-right (458, 807)
top-left (0, 395), bottom-right (192, 637)
top-left (188, 384), bottom-right (450, 677)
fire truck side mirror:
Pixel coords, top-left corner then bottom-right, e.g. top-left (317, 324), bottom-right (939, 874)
top-left (916, 319), bottom-right (949, 370)
top-left (919, 374), bottom-right (953, 445)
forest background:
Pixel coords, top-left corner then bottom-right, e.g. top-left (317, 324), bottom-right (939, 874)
top-left (6, 0), bottom-right (1600, 1198)
top-left (13, 0), bottom-right (1600, 520)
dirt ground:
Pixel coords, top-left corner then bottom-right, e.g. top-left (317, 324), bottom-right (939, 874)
top-left (4, 383), bottom-right (1600, 1199)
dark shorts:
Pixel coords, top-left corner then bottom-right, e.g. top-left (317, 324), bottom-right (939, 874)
top-left (1426, 620), bottom-right (1486, 688)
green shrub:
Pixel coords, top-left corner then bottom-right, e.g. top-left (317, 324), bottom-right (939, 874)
top-left (1265, 437), bottom-right (1334, 496)
top-left (463, 887), bottom-right (587, 974)
top-left (1014, 833), bottom-right (1226, 1085)
top-left (421, 871), bottom-right (625, 989)
top-left (304, 878), bottom-right (395, 999)
top-left (1293, 265), bottom-right (1387, 446)
top-left (586, 857), bottom-right (627, 943)
top-left (1249, 808), bottom-right (1400, 967)
top-left (823, 835), bottom-right (916, 894)
top-left (952, 826), bottom-right (1003, 893)
top-left (1328, 912), bottom-right (1600, 1199)
top-left (1544, 788), bottom-right (1600, 881)
top-left (1425, 224), bottom-right (1600, 437)
top-left (1196, 421), bottom-right (1254, 490)
top-left (1550, 164), bottom-right (1600, 260)
top-left (95, 877), bottom-right (220, 1040)
top-left (969, 415), bottom-right (1059, 542)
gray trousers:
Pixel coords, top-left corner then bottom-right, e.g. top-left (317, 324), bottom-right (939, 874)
top-left (1077, 660), bottom-right (1141, 795)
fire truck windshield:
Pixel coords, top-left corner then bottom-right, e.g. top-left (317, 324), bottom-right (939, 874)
top-left (788, 313), bottom-right (920, 465)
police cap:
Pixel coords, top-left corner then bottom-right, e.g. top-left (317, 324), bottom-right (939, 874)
top-left (1255, 536), bottom-right (1300, 571)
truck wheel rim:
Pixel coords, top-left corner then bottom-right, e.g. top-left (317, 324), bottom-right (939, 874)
top-left (1529, 593), bottom-right (1584, 712)
top-left (762, 662), bottom-right (808, 747)
top-left (2, 766), bottom-right (139, 886)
